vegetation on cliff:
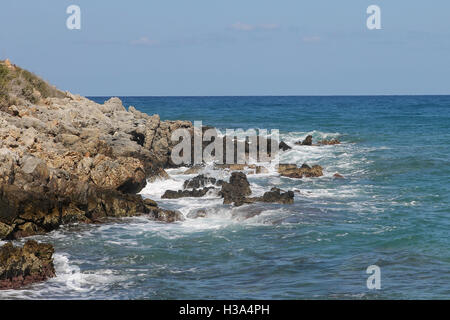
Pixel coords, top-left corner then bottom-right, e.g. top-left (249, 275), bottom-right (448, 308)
top-left (0, 59), bottom-right (65, 111)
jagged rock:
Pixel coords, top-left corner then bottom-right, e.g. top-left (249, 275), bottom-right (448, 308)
top-left (333, 173), bottom-right (345, 179)
top-left (279, 141), bottom-right (292, 151)
top-left (183, 174), bottom-right (224, 189)
top-left (260, 188), bottom-right (294, 204)
top-left (278, 163), bottom-right (323, 178)
top-left (220, 172), bottom-right (252, 206)
top-left (162, 187), bottom-right (216, 199)
top-left (243, 188), bottom-right (294, 205)
top-left (0, 63), bottom-right (196, 240)
top-left (296, 135), bottom-right (313, 146)
top-left (0, 240), bottom-right (55, 290)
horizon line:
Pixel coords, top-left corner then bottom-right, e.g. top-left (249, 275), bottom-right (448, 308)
top-left (86, 94), bottom-right (450, 98)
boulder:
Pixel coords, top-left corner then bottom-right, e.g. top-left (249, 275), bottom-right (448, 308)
top-left (279, 141), bottom-right (292, 151)
top-left (259, 187), bottom-right (294, 204)
top-left (297, 135), bottom-right (313, 146)
top-left (220, 172), bottom-right (252, 206)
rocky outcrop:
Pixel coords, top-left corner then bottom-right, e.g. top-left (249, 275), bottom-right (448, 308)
top-left (279, 141), bottom-right (292, 151)
top-left (278, 163), bottom-right (323, 178)
top-left (183, 174), bottom-right (225, 189)
top-left (318, 139), bottom-right (340, 145)
top-left (295, 135), bottom-right (341, 146)
top-left (161, 174), bottom-right (225, 199)
top-left (219, 172), bottom-right (252, 206)
top-left (0, 64), bottom-right (196, 240)
top-left (258, 188), bottom-right (294, 204)
top-left (162, 187), bottom-right (216, 199)
top-left (219, 173), bottom-right (295, 207)
top-left (0, 240), bottom-right (55, 290)
top-left (296, 135), bottom-right (313, 146)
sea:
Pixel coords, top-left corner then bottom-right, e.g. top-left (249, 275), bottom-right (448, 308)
top-left (1, 96), bottom-right (449, 299)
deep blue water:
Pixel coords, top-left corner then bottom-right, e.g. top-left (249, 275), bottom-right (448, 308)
top-left (2, 96), bottom-right (449, 299)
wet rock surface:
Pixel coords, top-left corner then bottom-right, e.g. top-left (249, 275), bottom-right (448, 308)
top-left (0, 240), bottom-right (55, 290)
top-left (162, 187), bottom-right (217, 199)
top-left (183, 174), bottom-right (225, 189)
top-left (295, 135), bottom-right (341, 146)
top-left (278, 163), bottom-right (324, 178)
top-left (220, 172), bottom-right (253, 206)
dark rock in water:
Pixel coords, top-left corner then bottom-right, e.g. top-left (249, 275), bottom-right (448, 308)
top-left (244, 187), bottom-right (294, 205)
top-left (150, 209), bottom-right (185, 223)
top-left (333, 173), bottom-right (345, 179)
top-left (0, 240), bottom-right (55, 290)
top-left (260, 188), bottom-right (294, 204)
top-left (299, 135), bottom-right (313, 146)
top-left (220, 172), bottom-right (252, 206)
top-left (278, 163), bottom-right (323, 179)
top-left (183, 174), bottom-right (224, 189)
top-left (279, 141), bottom-right (292, 151)
top-left (162, 187), bottom-right (216, 199)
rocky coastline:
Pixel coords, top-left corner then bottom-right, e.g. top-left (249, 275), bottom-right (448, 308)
top-left (0, 61), bottom-right (329, 289)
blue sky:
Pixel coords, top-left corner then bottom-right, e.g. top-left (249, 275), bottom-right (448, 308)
top-left (1, 0), bottom-right (449, 96)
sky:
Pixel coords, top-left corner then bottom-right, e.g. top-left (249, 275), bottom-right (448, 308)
top-left (1, 0), bottom-right (449, 96)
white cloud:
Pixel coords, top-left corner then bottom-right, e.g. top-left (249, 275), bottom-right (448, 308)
top-left (231, 22), bottom-right (255, 31)
top-left (231, 22), bottom-right (279, 31)
top-left (130, 37), bottom-right (158, 46)
top-left (302, 36), bottom-right (321, 43)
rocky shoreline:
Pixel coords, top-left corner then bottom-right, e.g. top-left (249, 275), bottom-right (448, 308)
top-left (0, 61), bottom-right (330, 289)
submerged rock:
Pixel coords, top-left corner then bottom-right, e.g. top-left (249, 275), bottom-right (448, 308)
top-left (162, 187), bottom-right (216, 199)
top-left (318, 139), bottom-right (341, 145)
top-left (150, 209), bottom-right (185, 223)
top-left (278, 163), bottom-right (323, 178)
top-left (0, 240), bottom-right (55, 290)
top-left (187, 209), bottom-right (208, 219)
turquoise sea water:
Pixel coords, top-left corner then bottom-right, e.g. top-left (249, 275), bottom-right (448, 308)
top-left (1, 96), bottom-right (449, 299)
